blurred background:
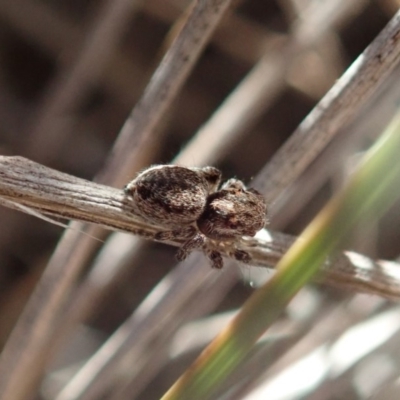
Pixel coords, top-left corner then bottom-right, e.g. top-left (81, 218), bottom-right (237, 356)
top-left (1, 0), bottom-right (400, 399)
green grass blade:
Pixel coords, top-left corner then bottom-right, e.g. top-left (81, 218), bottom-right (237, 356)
top-left (161, 113), bottom-right (400, 400)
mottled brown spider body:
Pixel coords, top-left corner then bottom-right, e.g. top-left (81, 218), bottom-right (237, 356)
top-left (197, 179), bottom-right (266, 240)
top-left (124, 165), bottom-right (221, 227)
top-left (124, 165), bottom-right (267, 269)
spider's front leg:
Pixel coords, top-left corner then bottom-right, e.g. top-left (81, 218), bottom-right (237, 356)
top-left (157, 227), bottom-right (224, 269)
top-left (176, 232), bottom-right (206, 262)
top-left (204, 246), bottom-right (252, 269)
top-left (204, 248), bottom-right (224, 269)
top-left (154, 226), bottom-right (206, 264)
top-left (154, 226), bottom-right (197, 242)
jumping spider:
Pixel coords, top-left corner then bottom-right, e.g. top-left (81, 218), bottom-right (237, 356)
top-left (124, 165), bottom-right (267, 269)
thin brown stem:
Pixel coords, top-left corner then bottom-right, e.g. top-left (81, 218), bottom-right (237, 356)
top-left (0, 156), bottom-right (399, 301)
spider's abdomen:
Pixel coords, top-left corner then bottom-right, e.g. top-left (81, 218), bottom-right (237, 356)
top-left (125, 166), bottom-right (209, 227)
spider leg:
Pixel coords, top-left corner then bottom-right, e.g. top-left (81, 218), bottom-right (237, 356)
top-left (154, 226), bottom-right (197, 242)
top-left (176, 232), bottom-right (206, 261)
top-left (232, 249), bottom-right (251, 264)
top-left (204, 249), bottom-right (224, 269)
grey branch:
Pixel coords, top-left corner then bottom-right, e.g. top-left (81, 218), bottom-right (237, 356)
top-left (0, 156), bottom-right (399, 300)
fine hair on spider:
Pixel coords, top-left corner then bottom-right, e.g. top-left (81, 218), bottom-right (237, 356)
top-left (124, 165), bottom-right (267, 269)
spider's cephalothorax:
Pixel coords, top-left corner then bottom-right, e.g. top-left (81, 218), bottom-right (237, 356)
top-left (197, 179), bottom-right (266, 239)
top-left (124, 165), bottom-right (267, 268)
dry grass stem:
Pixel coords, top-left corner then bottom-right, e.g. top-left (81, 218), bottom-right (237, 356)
top-left (178, 0), bottom-right (363, 167)
top-left (1, 2), bottom-right (400, 399)
top-left (0, 155), bottom-right (399, 301)
top-left (100, 0), bottom-right (234, 186)
top-left (26, 0), bottom-right (143, 160)
top-left (272, 67), bottom-right (400, 228)
top-left (0, 2), bottom-right (235, 399)
top-left (55, 261), bottom-right (239, 400)
top-left (254, 8), bottom-right (400, 208)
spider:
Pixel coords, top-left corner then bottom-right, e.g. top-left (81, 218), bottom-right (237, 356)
top-left (124, 165), bottom-right (267, 268)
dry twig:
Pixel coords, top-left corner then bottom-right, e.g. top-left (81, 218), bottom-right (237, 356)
top-left (254, 8), bottom-right (400, 208)
top-left (0, 2), bottom-right (235, 399)
top-left (0, 156), bottom-right (399, 301)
